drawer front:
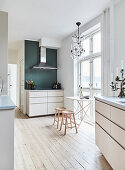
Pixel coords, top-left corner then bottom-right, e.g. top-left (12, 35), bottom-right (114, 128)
top-left (111, 122), bottom-right (125, 148)
top-left (48, 91), bottom-right (64, 97)
top-left (111, 106), bottom-right (125, 129)
top-left (95, 124), bottom-right (111, 162)
top-left (95, 112), bottom-right (110, 134)
top-left (48, 103), bottom-right (64, 114)
top-left (29, 103), bottom-right (47, 116)
top-left (29, 92), bottom-right (47, 98)
top-left (109, 134), bottom-right (125, 170)
top-left (29, 97), bottom-right (47, 104)
top-left (95, 100), bottom-right (110, 119)
top-left (48, 97), bottom-right (64, 103)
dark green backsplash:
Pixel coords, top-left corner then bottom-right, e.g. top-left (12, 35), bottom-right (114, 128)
top-left (25, 40), bottom-right (57, 89)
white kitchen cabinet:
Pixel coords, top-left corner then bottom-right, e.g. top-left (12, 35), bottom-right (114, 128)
top-left (26, 90), bottom-right (64, 117)
top-left (95, 97), bottom-right (125, 170)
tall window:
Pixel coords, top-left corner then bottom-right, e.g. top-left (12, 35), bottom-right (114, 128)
top-left (79, 27), bottom-right (101, 123)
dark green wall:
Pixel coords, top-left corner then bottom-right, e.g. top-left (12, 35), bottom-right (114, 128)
top-left (25, 40), bottom-right (57, 89)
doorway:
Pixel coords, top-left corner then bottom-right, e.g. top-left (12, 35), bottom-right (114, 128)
top-left (8, 64), bottom-right (17, 105)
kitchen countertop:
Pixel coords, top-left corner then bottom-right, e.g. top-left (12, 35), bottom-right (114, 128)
top-left (0, 95), bottom-right (16, 110)
top-left (95, 96), bottom-right (125, 110)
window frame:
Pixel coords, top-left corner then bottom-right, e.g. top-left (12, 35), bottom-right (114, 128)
top-left (79, 28), bottom-right (101, 91)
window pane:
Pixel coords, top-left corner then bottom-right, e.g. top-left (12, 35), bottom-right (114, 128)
top-left (93, 32), bottom-right (101, 53)
top-left (82, 38), bottom-right (89, 56)
top-left (93, 57), bottom-right (101, 88)
top-left (81, 60), bottom-right (90, 88)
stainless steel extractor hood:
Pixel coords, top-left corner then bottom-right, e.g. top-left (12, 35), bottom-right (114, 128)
top-left (32, 44), bottom-right (57, 70)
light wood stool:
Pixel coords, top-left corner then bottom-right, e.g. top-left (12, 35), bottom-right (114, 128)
top-left (53, 107), bottom-right (66, 129)
top-left (60, 110), bottom-right (78, 135)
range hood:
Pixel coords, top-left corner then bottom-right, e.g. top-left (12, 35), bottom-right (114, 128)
top-left (32, 43), bottom-right (57, 70)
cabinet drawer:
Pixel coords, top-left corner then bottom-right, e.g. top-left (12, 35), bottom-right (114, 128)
top-left (109, 134), bottom-right (125, 170)
top-left (29, 97), bottom-right (47, 104)
top-left (48, 91), bottom-right (64, 97)
top-left (111, 122), bottom-right (125, 148)
top-left (48, 103), bottom-right (64, 114)
top-left (95, 124), bottom-right (111, 162)
top-left (95, 100), bottom-right (110, 119)
top-left (29, 92), bottom-right (47, 98)
top-left (111, 106), bottom-right (125, 129)
top-left (95, 112), bottom-right (110, 134)
top-left (48, 97), bottom-right (64, 103)
top-left (29, 103), bottom-right (47, 117)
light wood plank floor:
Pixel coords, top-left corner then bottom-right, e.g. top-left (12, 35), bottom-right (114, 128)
top-left (14, 109), bottom-right (112, 170)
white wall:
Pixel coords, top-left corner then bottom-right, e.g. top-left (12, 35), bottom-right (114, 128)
top-left (0, 11), bottom-right (8, 95)
top-left (8, 49), bottom-right (18, 64)
top-left (114, 0), bottom-right (125, 74)
top-left (57, 15), bottom-right (101, 109)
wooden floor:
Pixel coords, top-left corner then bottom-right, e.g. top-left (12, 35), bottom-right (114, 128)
top-left (14, 109), bottom-right (112, 170)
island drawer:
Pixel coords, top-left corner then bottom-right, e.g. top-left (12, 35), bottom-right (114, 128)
top-left (48, 97), bottom-right (64, 103)
top-left (111, 122), bottom-right (125, 148)
top-left (48, 91), bottom-right (64, 97)
top-left (111, 106), bottom-right (125, 130)
top-left (95, 100), bottom-right (110, 119)
top-left (95, 111), bottom-right (110, 134)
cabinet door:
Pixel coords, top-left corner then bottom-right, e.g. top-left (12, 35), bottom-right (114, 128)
top-left (48, 103), bottom-right (64, 114)
top-left (29, 103), bottom-right (47, 117)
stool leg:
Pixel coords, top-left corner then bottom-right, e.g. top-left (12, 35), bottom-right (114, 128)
top-left (57, 111), bottom-right (60, 129)
top-left (73, 113), bottom-right (78, 133)
top-left (70, 113), bottom-right (72, 129)
top-left (64, 114), bottom-right (68, 135)
top-left (53, 110), bottom-right (57, 125)
top-left (60, 113), bottom-right (64, 131)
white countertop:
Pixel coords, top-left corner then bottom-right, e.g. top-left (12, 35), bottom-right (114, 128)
top-left (95, 96), bottom-right (125, 110)
top-left (25, 89), bottom-right (64, 92)
top-left (0, 95), bottom-right (16, 110)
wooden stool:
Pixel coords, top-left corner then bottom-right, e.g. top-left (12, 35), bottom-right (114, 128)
top-left (53, 107), bottom-right (66, 129)
top-left (60, 110), bottom-right (78, 135)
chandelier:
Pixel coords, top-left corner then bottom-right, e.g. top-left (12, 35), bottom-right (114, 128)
top-left (71, 22), bottom-right (85, 59)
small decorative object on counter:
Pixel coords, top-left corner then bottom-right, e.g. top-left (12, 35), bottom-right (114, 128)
top-left (53, 82), bottom-right (61, 89)
top-left (110, 69), bottom-right (125, 97)
top-left (79, 85), bottom-right (83, 99)
top-left (26, 80), bottom-right (36, 90)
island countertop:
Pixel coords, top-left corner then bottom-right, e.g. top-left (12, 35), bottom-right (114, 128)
top-left (0, 95), bottom-right (16, 110)
top-left (95, 96), bottom-right (125, 110)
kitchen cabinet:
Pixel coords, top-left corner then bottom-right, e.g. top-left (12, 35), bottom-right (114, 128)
top-left (26, 90), bottom-right (64, 117)
top-left (95, 96), bottom-right (125, 170)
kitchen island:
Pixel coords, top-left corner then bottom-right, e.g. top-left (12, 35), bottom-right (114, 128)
top-left (95, 96), bottom-right (125, 170)
top-left (0, 95), bottom-right (16, 170)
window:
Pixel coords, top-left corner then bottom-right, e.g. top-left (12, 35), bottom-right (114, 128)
top-left (79, 27), bottom-right (101, 124)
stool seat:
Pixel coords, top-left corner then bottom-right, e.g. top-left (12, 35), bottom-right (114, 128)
top-left (55, 107), bottom-right (66, 111)
top-left (62, 110), bottom-right (73, 114)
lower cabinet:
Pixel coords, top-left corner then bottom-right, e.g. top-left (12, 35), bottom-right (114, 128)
top-left (26, 90), bottom-right (64, 117)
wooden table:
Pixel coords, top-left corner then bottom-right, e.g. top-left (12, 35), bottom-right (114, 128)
top-left (66, 96), bottom-right (94, 127)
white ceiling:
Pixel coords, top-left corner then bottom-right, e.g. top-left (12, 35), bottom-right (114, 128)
top-left (0, 0), bottom-right (110, 50)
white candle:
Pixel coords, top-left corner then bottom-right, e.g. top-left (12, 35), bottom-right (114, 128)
top-left (121, 60), bottom-right (123, 69)
top-left (116, 67), bottom-right (119, 76)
